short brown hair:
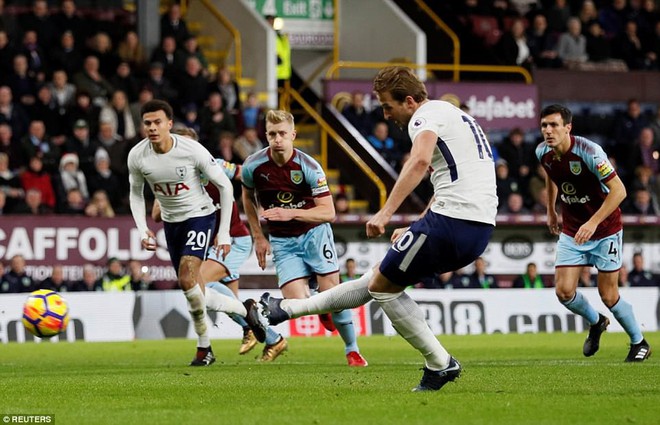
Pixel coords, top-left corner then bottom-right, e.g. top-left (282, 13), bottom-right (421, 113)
top-left (373, 66), bottom-right (428, 103)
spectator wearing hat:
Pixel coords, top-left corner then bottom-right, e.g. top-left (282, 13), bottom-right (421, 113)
top-left (65, 119), bottom-right (100, 177)
top-left (96, 257), bottom-right (131, 292)
top-left (53, 152), bottom-right (89, 212)
top-left (67, 90), bottom-right (101, 136)
top-left (86, 148), bottom-right (124, 212)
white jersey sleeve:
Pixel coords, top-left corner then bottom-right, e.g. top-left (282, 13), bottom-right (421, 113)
top-left (408, 101), bottom-right (498, 225)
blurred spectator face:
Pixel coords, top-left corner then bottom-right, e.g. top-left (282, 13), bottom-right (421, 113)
top-left (628, 100), bottom-right (641, 118)
top-left (0, 86), bottom-right (12, 105)
top-left (61, 31), bottom-right (75, 49)
top-left (108, 260), bottom-right (123, 275)
top-left (62, 0), bottom-right (75, 16)
top-left (475, 257), bottom-right (486, 274)
top-left (67, 188), bottom-right (85, 208)
top-left (373, 122), bottom-right (389, 141)
top-left (83, 56), bottom-right (100, 74)
top-left (208, 92), bottom-right (222, 110)
top-left (184, 37), bottom-right (199, 54)
top-left (185, 57), bottom-right (201, 76)
top-left (219, 132), bottom-right (234, 149)
top-left (526, 263), bottom-right (537, 278)
top-left (116, 62), bottom-right (131, 78)
top-left (76, 92), bottom-right (91, 108)
top-left (0, 153), bottom-right (6, 170)
top-left (496, 162), bottom-right (509, 179)
top-left (37, 86), bottom-right (52, 103)
top-left (625, 21), bottom-right (638, 37)
top-left (638, 128), bottom-right (654, 148)
top-left (0, 31), bottom-right (8, 49)
top-left (246, 93), bottom-right (258, 107)
top-left (125, 31), bottom-right (139, 48)
top-left (633, 254), bottom-right (644, 271)
top-left (588, 21), bottom-right (604, 37)
top-left (29, 121), bottom-right (46, 139)
top-left (162, 36), bottom-right (176, 54)
top-left (10, 255), bottom-right (26, 274)
top-left (346, 259), bottom-right (357, 276)
top-left (29, 156), bottom-right (43, 172)
top-left (33, 0), bottom-right (48, 17)
top-left (634, 189), bottom-right (651, 208)
top-left (51, 265), bottom-right (64, 284)
top-left (334, 194), bottom-right (349, 213)
top-left (352, 92), bottom-right (364, 108)
top-left (91, 190), bottom-right (110, 208)
top-left (73, 124), bottom-right (89, 140)
top-left (13, 55), bottom-right (28, 76)
top-left (507, 193), bottom-right (524, 212)
top-left (25, 188), bottom-right (42, 209)
top-left (22, 30), bottom-right (38, 48)
top-left (148, 65), bottom-right (163, 80)
top-left (138, 88), bottom-right (154, 103)
top-left (0, 190), bottom-right (6, 211)
top-left (244, 128), bottom-right (259, 144)
top-left (111, 90), bottom-right (128, 109)
top-left (567, 17), bottom-right (581, 36)
top-left (511, 19), bottom-right (525, 38)
top-left (93, 33), bottom-right (112, 53)
top-left (168, 4), bottom-right (182, 20)
top-left (0, 124), bottom-right (11, 144)
top-left (82, 266), bottom-right (96, 286)
top-left (99, 122), bottom-right (116, 138)
top-left (509, 129), bottom-right (524, 146)
top-left (52, 70), bottom-right (68, 88)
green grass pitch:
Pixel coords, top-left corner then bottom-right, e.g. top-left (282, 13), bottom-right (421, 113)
top-left (1, 332), bottom-right (658, 425)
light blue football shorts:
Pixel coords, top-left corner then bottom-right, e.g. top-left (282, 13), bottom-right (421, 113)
top-left (206, 235), bottom-right (252, 283)
top-left (270, 222), bottom-right (339, 287)
top-left (556, 230), bottom-right (623, 272)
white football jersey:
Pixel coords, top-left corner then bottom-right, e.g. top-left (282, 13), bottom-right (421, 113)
top-left (128, 134), bottom-right (233, 243)
top-left (408, 100), bottom-right (497, 225)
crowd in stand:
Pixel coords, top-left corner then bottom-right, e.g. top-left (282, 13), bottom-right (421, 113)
top-left (0, 0), bottom-right (266, 216)
top-left (444, 0), bottom-right (660, 72)
top-left (0, 254), bottom-right (154, 293)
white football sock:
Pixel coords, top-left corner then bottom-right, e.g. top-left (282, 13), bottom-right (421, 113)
top-left (205, 288), bottom-right (248, 316)
top-left (282, 269), bottom-right (374, 317)
top-left (184, 284), bottom-right (210, 348)
top-left (369, 290), bottom-right (450, 370)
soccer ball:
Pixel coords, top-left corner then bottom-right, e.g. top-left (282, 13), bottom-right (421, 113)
top-left (22, 289), bottom-right (70, 338)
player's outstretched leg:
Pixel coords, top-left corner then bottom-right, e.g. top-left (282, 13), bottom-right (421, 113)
top-left (256, 292), bottom-right (291, 326)
top-left (206, 282), bottom-right (259, 353)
